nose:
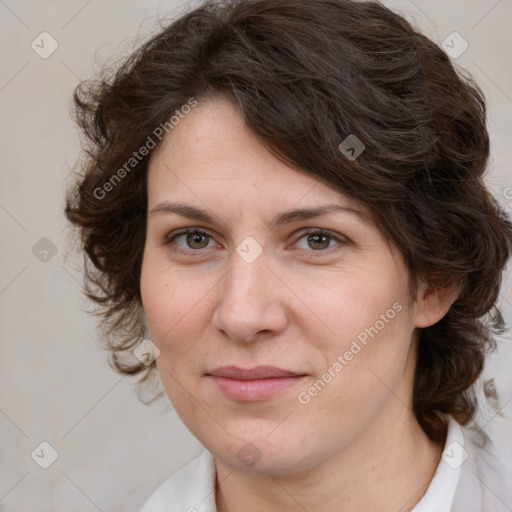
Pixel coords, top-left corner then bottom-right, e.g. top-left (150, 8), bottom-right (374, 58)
top-left (211, 249), bottom-right (288, 343)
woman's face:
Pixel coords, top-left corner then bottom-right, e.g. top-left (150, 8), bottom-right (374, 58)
top-left (141, 97), bottom-right (429, 475)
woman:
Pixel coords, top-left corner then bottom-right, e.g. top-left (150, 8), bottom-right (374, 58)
top-left (65, 0), bottom-right (512, 510)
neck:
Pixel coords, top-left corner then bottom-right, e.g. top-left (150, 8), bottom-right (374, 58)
top-left (215, 407), bottom-right (445, 512)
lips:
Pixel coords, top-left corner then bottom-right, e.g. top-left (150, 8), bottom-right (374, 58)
top-left (207, 366), bottom-right (307, 402)
top-left (208, 366), bottom-right (305, 380)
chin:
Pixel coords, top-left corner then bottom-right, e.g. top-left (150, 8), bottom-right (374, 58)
top-left (205, 431), bottom-right (315, 476)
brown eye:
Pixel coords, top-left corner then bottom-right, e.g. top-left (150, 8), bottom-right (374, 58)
top-left (294, 229), bottom-right (344, 252)
top-left (306, 233), bottom-right (331, 250)
top-left (184, 232), bottom-right (211, 249)
top-left (164, 229), bottom-right (215, 251)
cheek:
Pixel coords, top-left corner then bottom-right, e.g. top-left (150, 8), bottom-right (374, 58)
top-left (297, 266), bottom-right (410, 352)
top-left (140, 263), bottom-right (201, 405)
top-left (141, 256), bottom-right (187, 351)
top-left (140, 256), bottom-right (214, 365)
top-left (295, 266), bottom-right (415, 409)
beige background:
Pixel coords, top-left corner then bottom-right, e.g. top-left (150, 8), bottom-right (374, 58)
top-left (1, 1), bottom-right (511, 510)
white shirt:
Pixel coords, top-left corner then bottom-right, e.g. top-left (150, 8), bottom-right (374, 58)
top-left (139, 417), bottom-right (512, 511)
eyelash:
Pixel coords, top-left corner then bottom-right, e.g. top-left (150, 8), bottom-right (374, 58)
top-left (162, 227), bottom-right (346, 257)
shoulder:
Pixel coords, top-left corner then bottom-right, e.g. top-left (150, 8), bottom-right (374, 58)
top-left (138, 449), bottom-right (217, 512)
top-left (451, 419), bottom-right (512, 512)
top-left (412, 416), bottom-right (512, 512)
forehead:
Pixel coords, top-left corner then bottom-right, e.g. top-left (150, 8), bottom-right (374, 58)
top-left (146, 97), bottom-right (366, 215)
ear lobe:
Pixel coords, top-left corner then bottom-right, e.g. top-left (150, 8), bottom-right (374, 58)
top-left (414, 280), bottom-right (459, 328)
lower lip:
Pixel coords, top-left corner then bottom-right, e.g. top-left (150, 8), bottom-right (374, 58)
top-left (209, 375), bottom-right (306, 402)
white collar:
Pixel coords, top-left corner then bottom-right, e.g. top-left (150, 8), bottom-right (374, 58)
top-left (410, 416), bottom-right (464, 511)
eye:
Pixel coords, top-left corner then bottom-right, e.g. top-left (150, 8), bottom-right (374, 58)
top-left (163, 227), bottom-right (346, 256)
top-left (164, 228), bottom-right (217, 252)
top-left (293, 228), bottom-right (345, 252)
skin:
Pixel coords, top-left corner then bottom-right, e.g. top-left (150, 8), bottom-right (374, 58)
top-left (140, 96), bottom-right (459, 512)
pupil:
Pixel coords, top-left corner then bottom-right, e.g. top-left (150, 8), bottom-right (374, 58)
top-left (309, 234), bottom-right (329, 250)
top-left (187, 232), bottom-right (208, 249)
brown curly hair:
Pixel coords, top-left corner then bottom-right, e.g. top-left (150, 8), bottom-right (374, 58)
top-left (65, 0), bottom-right (512, 442)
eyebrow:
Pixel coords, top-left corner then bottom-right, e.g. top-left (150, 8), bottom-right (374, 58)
top-left (149, 201), bottom-right (369, 228)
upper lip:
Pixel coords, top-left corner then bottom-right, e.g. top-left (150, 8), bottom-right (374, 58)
top-left (208, 366), bottom-right (305, 380)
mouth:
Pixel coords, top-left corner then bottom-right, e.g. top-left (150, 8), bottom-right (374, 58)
top-left (206, 366), bottom-right (307, 402)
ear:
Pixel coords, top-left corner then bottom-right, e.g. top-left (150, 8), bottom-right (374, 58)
top-left (414, 280), bottom-right (459, 328)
